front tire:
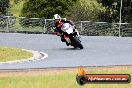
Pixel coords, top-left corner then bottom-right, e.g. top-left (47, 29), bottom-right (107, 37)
top-left (72, 37), bottom-right (83, 49)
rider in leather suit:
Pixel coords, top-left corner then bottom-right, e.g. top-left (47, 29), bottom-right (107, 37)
top-left (53, 14), bottom-right (79, 42)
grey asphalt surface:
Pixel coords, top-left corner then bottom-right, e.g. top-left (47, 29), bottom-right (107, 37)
top-left (0, 33), bottom-right (132, 69)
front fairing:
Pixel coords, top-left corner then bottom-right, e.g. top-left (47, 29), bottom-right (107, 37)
top-left (61, 23), bottom-right (73, 34)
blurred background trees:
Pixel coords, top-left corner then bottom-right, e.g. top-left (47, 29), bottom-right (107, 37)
top-left (97, 0), bottom-right (132, 23)
top-left (0, 0), bottom-right (9, 14)
top-left (21, 0), bottom-right (78, 18)
top-left (1, 0), bottom-right (132, 23)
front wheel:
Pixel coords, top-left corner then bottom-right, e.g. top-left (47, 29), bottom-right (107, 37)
top-left (72, 37), bottom-right (83, 49)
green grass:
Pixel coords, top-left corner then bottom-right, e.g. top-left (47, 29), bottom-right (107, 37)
top-left (0, 67), bottom-right (132, 88)
top-left (12, 26), bottom-right (45, 32)
top-left (0, 47), bottom-right (32, 62)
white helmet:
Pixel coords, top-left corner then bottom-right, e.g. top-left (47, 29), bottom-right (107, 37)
top-left (53, 14), bottom-right (61, 20)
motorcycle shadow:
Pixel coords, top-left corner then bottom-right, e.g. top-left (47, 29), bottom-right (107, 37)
top-left (58, 47), bottom-right (83, 51)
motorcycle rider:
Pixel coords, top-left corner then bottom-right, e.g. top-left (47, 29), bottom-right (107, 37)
top-left (53, 14), bottom-right (80, 43)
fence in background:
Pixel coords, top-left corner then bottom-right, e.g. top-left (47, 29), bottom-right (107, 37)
top-left (78, 21), bottom-right (132, 37)
top-left (0, 16), bottom-right (132, 37)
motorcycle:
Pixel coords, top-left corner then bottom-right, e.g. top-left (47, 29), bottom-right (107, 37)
top-left (59, 22), bottom-right (83, 49)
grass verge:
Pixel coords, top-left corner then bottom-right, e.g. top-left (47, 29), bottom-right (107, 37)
top-left (0, 47), bottom-right (33, 62)
top-left (0, 67), bottom-right (131, 88)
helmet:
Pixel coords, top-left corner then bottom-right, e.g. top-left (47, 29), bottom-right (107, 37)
top-left (53, 14), bottom-right (61, 20)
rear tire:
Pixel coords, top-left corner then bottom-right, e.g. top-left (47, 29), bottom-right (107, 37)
top-left (72, 37), bottom-right (83, 49)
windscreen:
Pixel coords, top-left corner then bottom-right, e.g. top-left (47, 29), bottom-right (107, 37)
top-left (61, 23), bottom-right (71, 30)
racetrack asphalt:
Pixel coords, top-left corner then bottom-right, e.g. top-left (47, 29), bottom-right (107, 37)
top-left (0, 33), bottom-right (132, 69)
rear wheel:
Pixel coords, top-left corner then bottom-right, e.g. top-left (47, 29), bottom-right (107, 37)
top-left (72, 37), bottom-right (83, 49)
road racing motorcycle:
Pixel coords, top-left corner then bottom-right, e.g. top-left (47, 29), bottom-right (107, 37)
top-left (57, 22), bottom-right (83, 49)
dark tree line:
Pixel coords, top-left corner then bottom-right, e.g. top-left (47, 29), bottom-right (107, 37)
top-left (97, 0), bottom-right (132, 23)
top-left (0, 0), bottom-right (9, 14)
top-left (21, 0), bottom-right (78, 18)
top-left (1, 0), bottom-right (132, 23)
